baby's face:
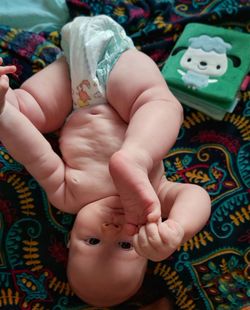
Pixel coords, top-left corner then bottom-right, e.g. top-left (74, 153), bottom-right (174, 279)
top-left (69, 196), bottom-right (137, 255)
top-left (67, 196), bottom-right (147, 306)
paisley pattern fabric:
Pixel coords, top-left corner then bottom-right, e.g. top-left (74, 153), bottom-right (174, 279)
top-left (0, 1), bottom-right (249, 309)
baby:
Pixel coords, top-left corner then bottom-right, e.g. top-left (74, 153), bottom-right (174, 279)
top-left (0, 16), bottom-right (211, 307)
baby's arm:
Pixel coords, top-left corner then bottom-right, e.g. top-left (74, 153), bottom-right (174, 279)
top-left (133, 181), bottom-right (211, 261)
top-left (4, 56), bottom-right (72, 133)
top-left (0, 73), bottom-right (75, 213)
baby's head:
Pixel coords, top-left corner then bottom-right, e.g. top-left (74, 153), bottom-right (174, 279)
top-left (67, 196), bottom-right (147, 307)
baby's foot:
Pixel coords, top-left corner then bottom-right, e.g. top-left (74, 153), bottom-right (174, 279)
top-left (109, 150), bottom-right (161, 235)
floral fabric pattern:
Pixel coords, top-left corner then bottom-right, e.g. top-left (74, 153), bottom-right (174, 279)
top-left (0, 1), bottom-right (249, 309)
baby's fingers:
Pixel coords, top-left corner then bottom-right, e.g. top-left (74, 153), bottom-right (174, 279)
top-left (0, 75), bottom-right (9, 112)
top-left (0, 62), bottom-right (16, 76)
top-left (0, 75), bottom-right (10, 93)
top-left (133, 226), bottom-right (150, 258)
top-left (133, 223), bottom-right (163, 258)
top-left (144, 222), bottom-right (163, 249)
top-left (158, 219), bottom-right (184, 248)
top-left (124, 223), bottom-right (139, 236)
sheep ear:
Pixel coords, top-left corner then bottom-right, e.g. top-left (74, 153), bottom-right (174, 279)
top-left (171, 46), bottom-right (187, 56)
top-left (228, 54), bottom-right (241, 68)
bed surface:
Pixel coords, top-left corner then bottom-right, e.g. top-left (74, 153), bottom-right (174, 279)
top-left (0, 1), bottom-right (249, 309)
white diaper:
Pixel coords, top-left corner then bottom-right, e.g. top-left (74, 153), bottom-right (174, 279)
top-left (61, 15), bottom-right (134, 109)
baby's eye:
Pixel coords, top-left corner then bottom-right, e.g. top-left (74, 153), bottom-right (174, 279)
top-left (84, 237), bottom-right (100, 245)
top-left (118, 241), bottom-right (133, 250)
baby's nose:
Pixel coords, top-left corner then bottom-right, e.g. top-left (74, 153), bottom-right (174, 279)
top-left (101, 223), bottom-right (122, 235)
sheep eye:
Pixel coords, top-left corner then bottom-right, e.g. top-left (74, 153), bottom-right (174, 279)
top-left (187, 58), bottom-right (192, 62)
top-left (216, 65), bottom-right (221, 70)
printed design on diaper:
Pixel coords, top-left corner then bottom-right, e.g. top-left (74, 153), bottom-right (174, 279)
top-left (73, 79), bottom-right (103, 109)
top-left (75, 80), bottom-right (91, 108)
top-left (174, 35), bottom-right (235, 90)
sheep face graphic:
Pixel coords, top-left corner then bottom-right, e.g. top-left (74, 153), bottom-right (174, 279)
top-left (177, 35), bottom-right (233, 89)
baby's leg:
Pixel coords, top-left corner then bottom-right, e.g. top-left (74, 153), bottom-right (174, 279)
top-left (109, 152), bottom-right (162, 235)
top-left (107, 49), bottom-right (183, 234)
top-left (158, 178), bottom-right (211, 250)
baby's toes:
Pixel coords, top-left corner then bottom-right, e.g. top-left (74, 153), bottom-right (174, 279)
top-left (124, 223), bottom-right (139, 236)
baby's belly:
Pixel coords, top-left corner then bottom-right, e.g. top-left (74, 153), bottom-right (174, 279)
top-left (59, 104), bottom-right (127, 203)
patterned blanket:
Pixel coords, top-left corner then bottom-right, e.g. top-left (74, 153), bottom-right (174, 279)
top-left (0, 1), bottom-right (249, 309)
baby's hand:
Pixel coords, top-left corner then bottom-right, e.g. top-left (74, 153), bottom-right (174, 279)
top-left (133, 219), bottom-right (184, 261)
top-left (0, 58), bottom-right (16, 113)
top-left (0, 58), bottom-right (16, 76)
